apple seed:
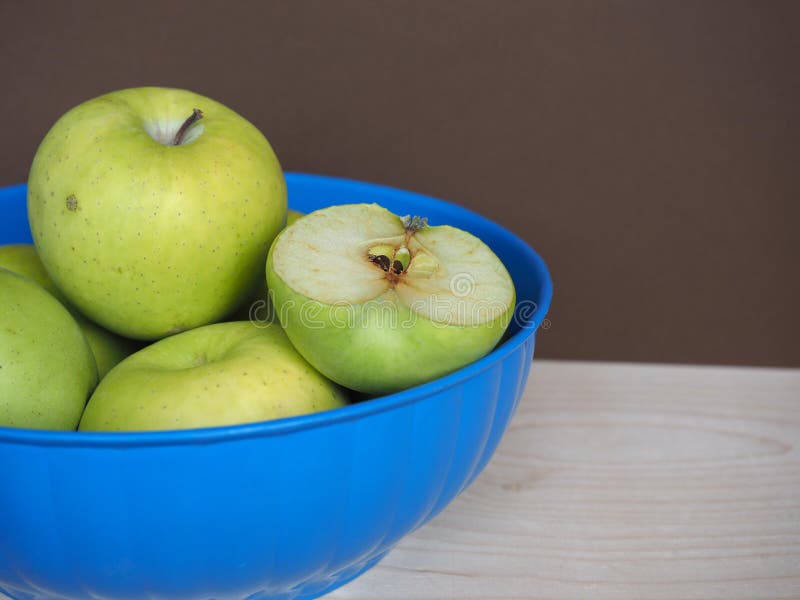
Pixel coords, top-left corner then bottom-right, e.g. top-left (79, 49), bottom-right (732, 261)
top-left (395, 247), bottom-right (411, 271)
top-left (369, 254), bottom-right (392, 272)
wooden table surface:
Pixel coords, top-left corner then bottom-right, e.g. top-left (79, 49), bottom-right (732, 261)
top-left (329, 360), bottom-right (800, 600)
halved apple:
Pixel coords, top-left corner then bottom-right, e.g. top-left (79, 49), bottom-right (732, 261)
top-left (267, 203), bottom-right (515, 394)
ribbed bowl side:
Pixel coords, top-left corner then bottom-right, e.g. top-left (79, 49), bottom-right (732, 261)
top-left (0, 174), bottom-right (551, 600)
top-left (0, 335), bottom-right (535, 600)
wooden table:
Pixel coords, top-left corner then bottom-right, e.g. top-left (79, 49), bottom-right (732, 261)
top-left (330, 360), bottom-right (800, 600)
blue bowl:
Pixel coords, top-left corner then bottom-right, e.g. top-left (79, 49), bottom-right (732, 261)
top-left (0, 174), bottom-right (552, 600)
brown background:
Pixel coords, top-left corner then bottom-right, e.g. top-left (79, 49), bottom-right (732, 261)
top-left (1, 1), bottom-right (797, 367)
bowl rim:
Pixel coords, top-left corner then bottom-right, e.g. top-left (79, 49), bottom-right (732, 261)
top-left (0, 172), bottom-right (552, 447)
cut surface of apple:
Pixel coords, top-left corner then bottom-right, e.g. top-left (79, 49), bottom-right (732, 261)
top-left (267, 203), bottom-right (515, 394)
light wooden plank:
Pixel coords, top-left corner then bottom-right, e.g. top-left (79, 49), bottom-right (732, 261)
top-left (330, 360), bottom-right (800, 600)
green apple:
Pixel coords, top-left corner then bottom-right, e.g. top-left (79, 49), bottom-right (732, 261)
top-left (266, 203), bottom-right (516, 394)
top-left (0, 268), bottom-right (97, 430)
top-left (0, 244), bottom-right (139, 377)
top-left (79, 321), bottom-right (348, 432)
top-left (230, 209), bottom-right (304, 323)
top-left (0, 244), bottom-right (52, 289)
top-left (286, 209), bottom-right (304, 226)
top-left (27, 86), bottom-right (287, 341)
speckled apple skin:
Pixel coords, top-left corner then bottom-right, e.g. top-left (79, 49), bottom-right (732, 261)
top-left (0, 244), bottom-right (139, 377)
top-left (27, 87), bottom-right (287, 340)
top-left (0, 269), bottom-right (98, 430)
top-left (79, 321), bottom-right (348, 432)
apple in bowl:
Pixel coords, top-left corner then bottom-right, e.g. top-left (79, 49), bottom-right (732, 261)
top-left (79, 321), bottom-right (348, 432)
top-left (0, 268), bottom-right (97, 430)
top-left (267, 203), bottom-right (516, 394)
top-left (27, 87), bottom-right (287, 341)
top-left (0, 243), bottom-right (139, 377)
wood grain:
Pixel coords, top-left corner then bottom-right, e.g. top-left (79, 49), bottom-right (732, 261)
top-left (330, 360), bottom-right (800, 600)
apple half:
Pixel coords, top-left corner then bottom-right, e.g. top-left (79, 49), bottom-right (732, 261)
top-left (267, 203), bottom-right (516, 394)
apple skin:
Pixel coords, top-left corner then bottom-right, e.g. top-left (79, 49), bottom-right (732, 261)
top-left (27, 87), bottom-right (287, 340)
top-left (266, 259), bottom-right (510, 394)
top-left (265, 203), bottom-right (516, 395)
top-left (78, 321), bottom-right (348, 432)
top-left (0, 244), bottom-right (139, 377)
top-left (286, 209), bottom-right (304, 226)
top-left (0, 268), bottom-right (98, 430)
top-left (230, 209), bottom-right (304, 323)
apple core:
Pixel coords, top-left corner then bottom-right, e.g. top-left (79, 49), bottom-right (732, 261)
top-left (366, 216), bottom-right (440, 284)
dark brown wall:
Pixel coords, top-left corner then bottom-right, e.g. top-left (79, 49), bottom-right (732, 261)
top-left (1, 1), bottom-right (798, 367)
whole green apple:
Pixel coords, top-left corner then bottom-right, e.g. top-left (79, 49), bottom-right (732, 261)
top-left (79, 321), bottom-right (348, 432)
top-left (0, 244), bottom-right (139, 377)
top-left (266, 203), bottom-right (516, 394)
top-left (0, 268), bottom-right (98, 430)
top-left (27, 87), bottom-right (287, 340)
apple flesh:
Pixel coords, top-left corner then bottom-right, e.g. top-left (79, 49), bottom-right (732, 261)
top-left (79, 321), bottom-right (348, 432)
top-left (27, 87), bottom-right (287, 340)
top-left (0, 244), bottom-right (139, 377)
top-left (0, 268), bottom-right (97, 430)
top-left (266, 203), bottom-right (516, 394)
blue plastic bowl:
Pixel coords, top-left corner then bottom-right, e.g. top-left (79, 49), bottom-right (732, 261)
top-left (0, 174), bottom-right (552, 600)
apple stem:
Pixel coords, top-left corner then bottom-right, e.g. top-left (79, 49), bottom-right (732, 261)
top-left (401, 215), bottom-right (428, 234)
top-left (173, 109), bottom-right (204, 145)
top-left (401, 215), bottom-right (428, 247)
